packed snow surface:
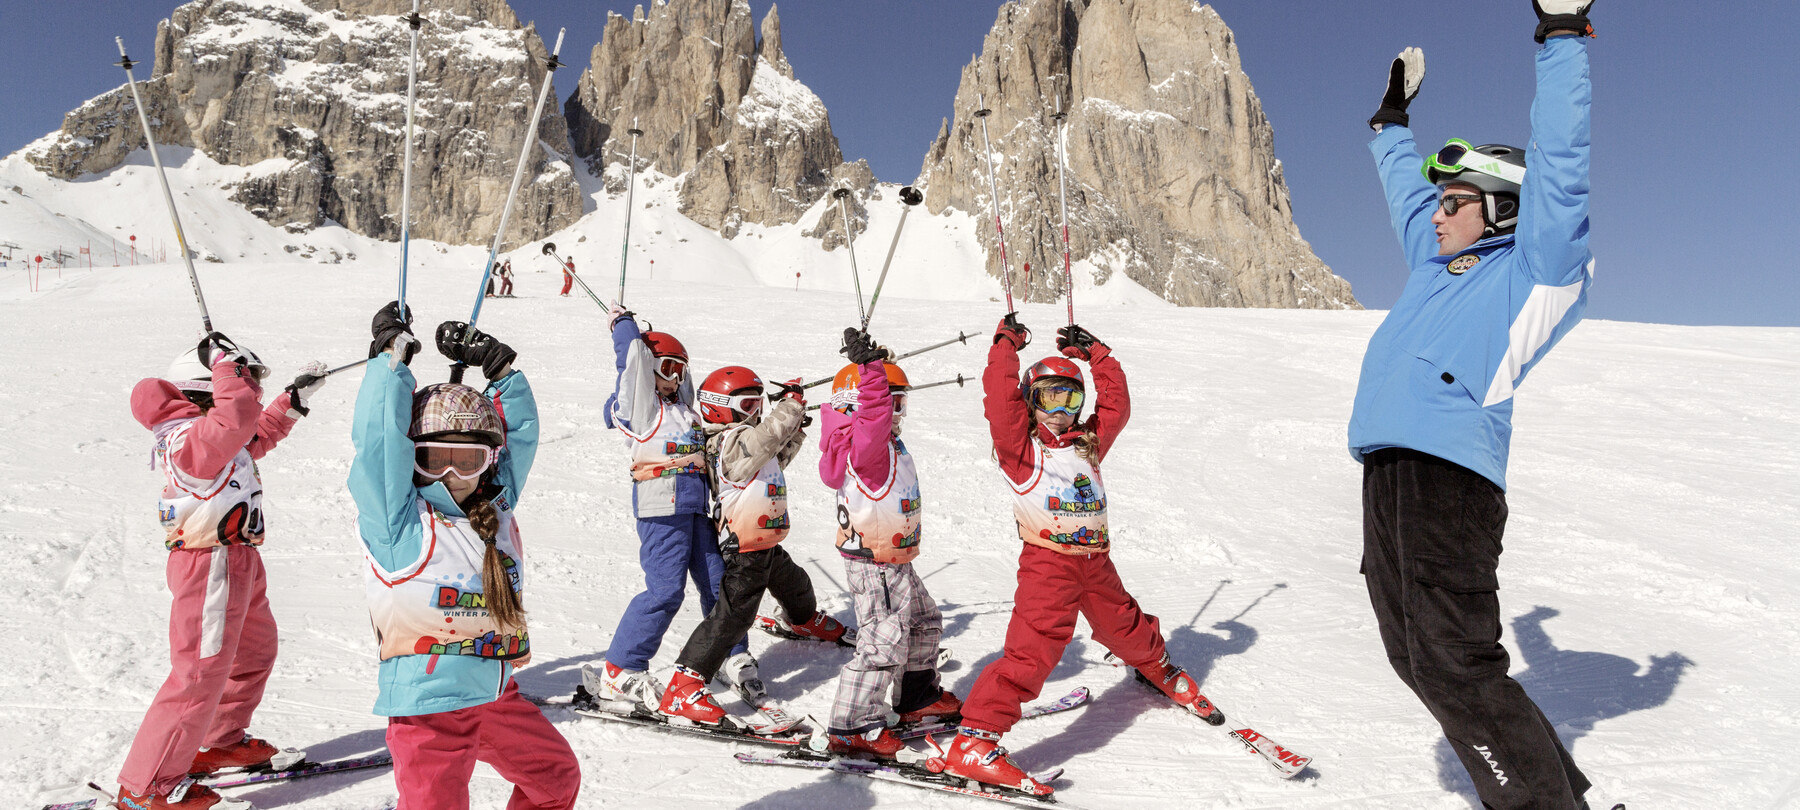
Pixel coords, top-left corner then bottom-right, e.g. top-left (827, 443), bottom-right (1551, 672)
top-left (4, 155), bottom-right (1798, 810)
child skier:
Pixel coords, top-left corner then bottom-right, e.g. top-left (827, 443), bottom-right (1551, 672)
top-left (498, 259), bottom-right (514, 297)
top-left (938, 318), bottom-right (1218, 796)
top-left (347, 303), bottom-right (579, 809)
top-left (116, 333), bottom-right (325, 810)
top-left (656, 366), bottom-right (849, 729)
top-left (820, 328), bottom-right (959, 758)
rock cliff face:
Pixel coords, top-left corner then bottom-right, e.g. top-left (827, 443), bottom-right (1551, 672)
top-left (564, 0), bottom-right (843, 239)
top-left (916, 0), bottom-right (1357, 308)
top-left (26, 0), bottom-right (580, 248)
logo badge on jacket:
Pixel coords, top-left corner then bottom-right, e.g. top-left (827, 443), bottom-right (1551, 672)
top-left (1448, 254), bottom-right (1481, 275)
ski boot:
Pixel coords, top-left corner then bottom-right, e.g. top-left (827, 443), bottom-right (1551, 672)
top-left (189, 733), bottom-right (301, 776)
top-left (1135, 652), bottom-right (1224, 725)
top-left (115, 777), bottom-right (249, 810)
top-left (929, 727), bottom-right (1052, 796)
top-left (659, 666), bottom-right (729, 726)
top-left (787, 610), bottom-right (852, 644)
top-left (827, 726), bottom-right (906, 759)
top-left (585, 660), bottom-right (664, 713)
top-left (898, 689), bottom-right (963, 725)
top-left (723, 652), bottom-right (801, 732)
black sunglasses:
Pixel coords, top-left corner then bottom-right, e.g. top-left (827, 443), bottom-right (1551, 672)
top-left (1439, 193), bottom-right (1483, 216)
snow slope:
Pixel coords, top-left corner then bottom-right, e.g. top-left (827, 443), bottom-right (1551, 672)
top-left (5, 242), bottom-right (1797, 809)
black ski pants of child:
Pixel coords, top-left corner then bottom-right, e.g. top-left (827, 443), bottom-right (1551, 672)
top-left (1361, 448), bottom-right (1590, 810)
top-left (675, 542), bottom-right (817, 681)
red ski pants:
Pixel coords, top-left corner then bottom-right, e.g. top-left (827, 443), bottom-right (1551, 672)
top-left (119, 545), bottom-right (278, 796)
top-left (962, 544), bottom-right (1166, 734)
top-left (386, 681), bottom-right (580, 810)
top-left (560, 273), bottom-right (573, 295)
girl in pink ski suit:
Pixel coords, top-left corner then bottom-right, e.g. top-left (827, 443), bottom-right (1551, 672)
top-left (118, 338), bottom-right (314, 810)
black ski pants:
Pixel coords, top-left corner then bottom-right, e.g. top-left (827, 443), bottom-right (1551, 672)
top-left (1361, 448), bottom-right (1589, 810)
top-left (675, 542), bottom-right (817, 682)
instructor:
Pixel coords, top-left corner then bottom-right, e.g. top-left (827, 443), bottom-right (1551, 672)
top-left (1350, 2), bottom-right (1612, 809)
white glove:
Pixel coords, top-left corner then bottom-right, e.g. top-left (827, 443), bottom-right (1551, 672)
top-left (1535, 0), bottom-right (1592, 14)
top-left (388, 333), bottom-right (421, 371)
top-left (1369, 47), bottom-right (1425, 131)
top-left (284, 361), bottom-right (329, 418)
top-left (1532, 0), bottom-right (1594, 43)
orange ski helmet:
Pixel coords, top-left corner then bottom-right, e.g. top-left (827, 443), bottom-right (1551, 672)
top-left (831, 362), bottom-right (910, 414)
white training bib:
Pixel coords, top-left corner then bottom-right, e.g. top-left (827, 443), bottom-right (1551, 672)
top-left (625, 399), bottom-right (707, 481)
top-left (156, 420), bottom-right (265, 551)
top-left (835, 439), bottom-right (922, 564)
top-left (1006, 442), bottom-right (1110, 555)
top-left (362, 499), bottom-right (529, 662)
top-left (715, 425), bottom-right (791, 553)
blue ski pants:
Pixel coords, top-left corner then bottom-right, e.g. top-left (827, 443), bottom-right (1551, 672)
top-left (605, 513), bottom-right (749, 671)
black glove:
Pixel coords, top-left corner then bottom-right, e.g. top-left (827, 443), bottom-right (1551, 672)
top-left (841, 328), bottom-right (888, 366)
top-left (436, 321), bottom-right (518, 381)
top-left (771, 378), bottom-right (806, 402)
top-left (369, 301), bottom-right (418, 364)
top-left (1369, 47), bottom-right (1425, 130)
top-left (1533, 0), bottom-right (1594, 43)
top-left (1056, 324), bottom-right (1099, 352)
top-left (993, 312), bottom-right (1031, 350)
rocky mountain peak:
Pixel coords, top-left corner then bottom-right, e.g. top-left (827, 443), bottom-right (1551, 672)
top-left (564, 0), bottom-right (842, 238)
top-left (916, 0), bottom-right (1357, 309)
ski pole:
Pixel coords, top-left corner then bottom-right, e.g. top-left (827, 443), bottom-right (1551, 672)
top-left (617, 118), bottom-right (642, 305)
top-left (863, 185), bottom-right (922, 330)
top-left (832, 186), bottom-right (868, 327)
top-left (457, 27), bottom-right (565, 381)
top-left (396, 0), bottom-right (422, 317)
top-left (324, 357), bottom-right (373, 376)
top-left (797, 329), bottom-right (979, 391)
top-left (1051, 82), bottom-right (1074, 326)
top-left (803, 373), bottom-right (967, 411)
top-left (973, 93), bottom-right (1015, 312)
top-left (542, 241), bottom-right (607, 309)
top-left (115, 37), bottom-right (212, 334)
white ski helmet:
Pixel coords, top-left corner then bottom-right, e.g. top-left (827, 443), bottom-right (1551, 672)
top-left (165, 341), bottom-right (269, 392)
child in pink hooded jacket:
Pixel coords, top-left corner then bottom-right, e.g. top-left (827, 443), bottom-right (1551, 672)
top-left (115, 333), bottom-right (324, 810)
top-left (817, 328), bottom-right (959, 759)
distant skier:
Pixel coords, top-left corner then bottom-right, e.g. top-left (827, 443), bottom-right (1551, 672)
top-left (347, 303), bottom-right (579, 809)
top-left (116, 333), bottom-right (325, 810)
top-left (499, 259), bottom-right (515, 297)
top-left (1353, 3), bottom-right (1607, 809)
top-left (585, 309), bottom-right (753, 709)
top-left (940, 317), bottom-right (1217, 795)
top-left (655, 361), bottom-right (850, 730)
top-left (560, 259), bottom-right (574, 297)
top-left (819, 328), bottom-right (959, 758)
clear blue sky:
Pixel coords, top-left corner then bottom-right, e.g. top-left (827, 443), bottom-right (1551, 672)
top-left (5, 1), bottom-right (1796, 326)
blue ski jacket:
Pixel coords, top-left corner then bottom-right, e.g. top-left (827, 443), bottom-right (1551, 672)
top-left (347, 355), bottom-right (540, 717)
top-left (1349, 37), bottom-right (1595, 491)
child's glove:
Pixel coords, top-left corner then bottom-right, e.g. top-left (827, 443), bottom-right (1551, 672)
top-left (772, 378), bottom-right (807, 405)
top-left (436, 321), bottom-right (518, 381)
top-left (841, 328), bottom-right (889, 365)
top-left (994, 312), bottom-right (1031, 350)
top-left (607, 303), bottom-right (635, 330)
top-left (369, 301), bottom-right (419, 367)
top-left (284, 360), bottom-right (329, 418)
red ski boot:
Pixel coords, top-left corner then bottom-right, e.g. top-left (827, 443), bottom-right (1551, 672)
top-left (1136, 653), bottom-right (1224, 724)
top-left (115, 777), bottom-right (247, 810)
top-left (659, 666), bottom-right (728, 726)
top-left (827, 726), bottom-right (905, 759)
top-left (898, 689), bottom-right (963, 725)
top-left (788, 611), bottom-right (850, 644)
top-left (189, 734), bottom-right (281, 776)
top-left (931, 728), bottom-right (1052, 796)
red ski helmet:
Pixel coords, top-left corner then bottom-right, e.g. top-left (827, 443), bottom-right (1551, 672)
top-left (697, 366), bottom-right (764, 424)
top-left (831, 362), bottom-right (910, 414)
top-left (642, 331), bottom-right (687, 361)
top-left (1023, 356), bottom-right (1083, 388)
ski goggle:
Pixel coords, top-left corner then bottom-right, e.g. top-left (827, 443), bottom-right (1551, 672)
top-left (1422, 138), bottom-right (1527, 185)
top-left (414, 441), bottom-right (498, 480)
top-left (1032, 385), bottom-right (1084, 416)
top-left (1438, 193), bottom-right (1484, 216)
top-left (654, 356), bottom-right (687, 381)
top-left (698, 389), bottom-right (764, 419)
top-left (892, 391), bottom-right (909, 416)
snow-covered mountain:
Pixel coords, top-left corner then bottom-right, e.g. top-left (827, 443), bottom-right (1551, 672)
top-left (5, 231), bottom-right (1797, 808)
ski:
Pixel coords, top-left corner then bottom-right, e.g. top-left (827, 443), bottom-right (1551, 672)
top-left (897, 686), bottom-right (1089, 740)
top-left (567, 687), bottom-right (814, 748)
top-left (1103, 652), bottom-right (1311, 778)
top-left (42, 755), bottom-right (395, 810)
top-left (736, 750), bottom-right (1083, 808)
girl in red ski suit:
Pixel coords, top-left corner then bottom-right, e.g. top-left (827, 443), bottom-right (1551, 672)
top-left (118, 336), bottom-right (322, 810)
top-left (941, 319), bottom-right (1217, 795)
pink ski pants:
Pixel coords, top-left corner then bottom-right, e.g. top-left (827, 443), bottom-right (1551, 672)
top-left (118, 545), bottom-right (278, 795)
top-left (386, 681), bottom-right (580, 809)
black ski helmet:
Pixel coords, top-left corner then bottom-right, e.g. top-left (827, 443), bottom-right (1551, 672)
top-left (1425, 141), bottom-right (1526, 237)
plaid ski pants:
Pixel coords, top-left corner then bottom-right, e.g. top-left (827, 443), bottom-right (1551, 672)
top-left (828, 556), bottom-right (942, 735)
